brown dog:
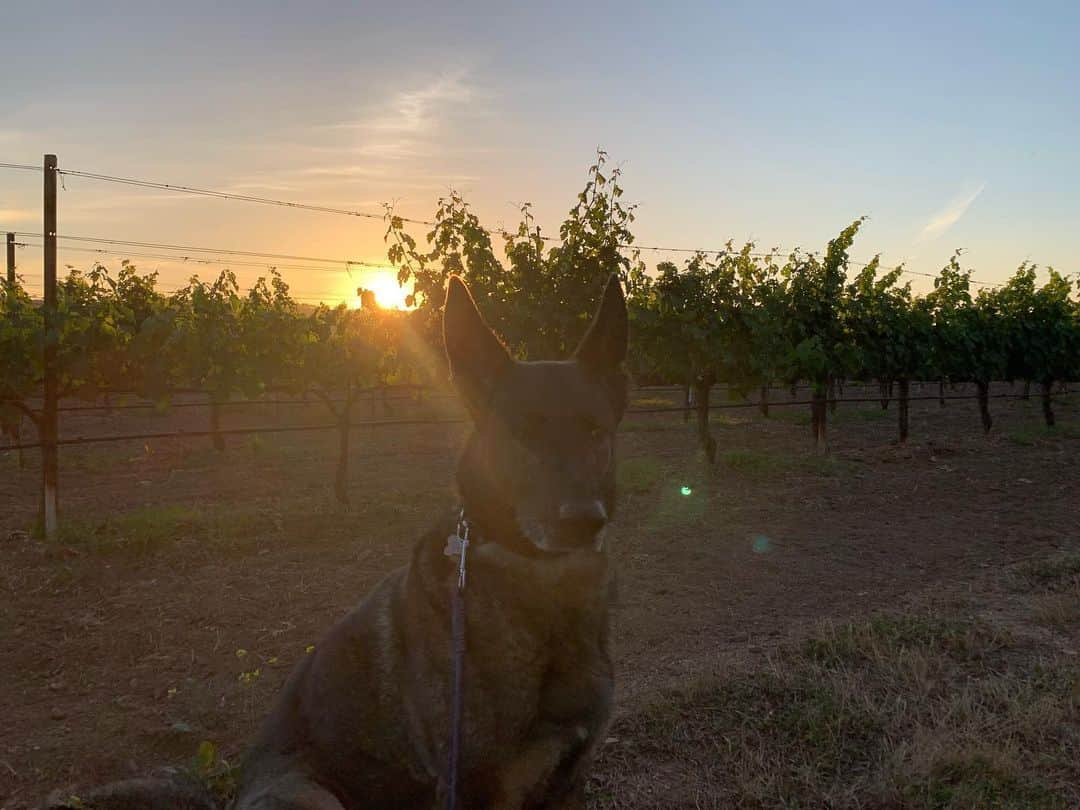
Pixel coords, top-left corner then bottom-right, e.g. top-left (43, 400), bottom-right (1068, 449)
top-left (52, 274), bottom-right (628, 809)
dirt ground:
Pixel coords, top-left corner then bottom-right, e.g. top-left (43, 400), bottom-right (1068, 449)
top-left (1, 384), bottom-right (1077, 808)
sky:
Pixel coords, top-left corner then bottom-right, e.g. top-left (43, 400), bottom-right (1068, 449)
top-left (1, 1), bottom-right (1077, 305)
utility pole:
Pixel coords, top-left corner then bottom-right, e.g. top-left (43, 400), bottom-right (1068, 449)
top-left (5, 232), bottom-right (13, 284)
top-left (42, 154), bottom-right (59, 540)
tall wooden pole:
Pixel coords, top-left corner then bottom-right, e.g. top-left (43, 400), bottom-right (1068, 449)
top-left (5, 232), bottom-right (14, 284)
top-left (42, 154), bottom-right (59, 539)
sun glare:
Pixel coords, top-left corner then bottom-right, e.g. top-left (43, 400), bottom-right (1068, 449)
top-left (349, 270), bottom-right (410, 310)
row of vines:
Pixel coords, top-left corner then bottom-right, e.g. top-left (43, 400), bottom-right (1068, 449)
top-left (627, 228), bottom-right (1078, 459)
top-left (3, 153), bottom-right (1078, 489)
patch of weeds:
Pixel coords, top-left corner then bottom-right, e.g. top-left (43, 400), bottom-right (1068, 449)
top-left (64, 487), bottom-right (441, 556)
top-left (803, 613), bottom-right (1009, 667)
top-left (905, 748), bottom-right (1066, 809)
top-left (54, 501), bottom-right (358, 556)
top-left (57, 503), bottom-right (204, 554)
top-left (187, 740), bottom-right (238, 804)
top-left (1030, 594), bottom-right (1080, 629)
top-left (591, 609), bottom-right (1077, 808)
top-left (1010, 552), bottom-right (1080, 593)
top-left (1014, 552), bottom-right (1080, 629)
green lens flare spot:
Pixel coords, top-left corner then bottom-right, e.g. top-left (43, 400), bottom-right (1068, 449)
top-left (680, 485), bottom-right (693, 496)
top-left (752, 535), bottom-right (773, 553)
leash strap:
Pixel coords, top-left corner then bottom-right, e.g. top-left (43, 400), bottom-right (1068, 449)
top-left (445, 511), bottom-right (470, 810)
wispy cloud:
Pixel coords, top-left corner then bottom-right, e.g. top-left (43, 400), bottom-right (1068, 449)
top-left (0, 207), bottom-right (37, 223)
top-left (333, 72), bottom-right (475, 135)
top-left (295, 71), bottom-right (480, 183)
top-left (233, 72), bottom-right (481, 196)
top-left (919, 183), bottom-right (986, 239)
top-left (296, 164), bottom-right (393, 179)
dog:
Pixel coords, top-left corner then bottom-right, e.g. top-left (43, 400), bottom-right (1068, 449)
top-left (51, 273), bottom-right (629, 809)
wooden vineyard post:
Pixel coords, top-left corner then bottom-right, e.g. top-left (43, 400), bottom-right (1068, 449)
top-left (6, 233), bottom-right (23, 467)
top-left (41, 154), bottom-right (59, 540)
top-left (898, 378), bottom-right (910, 443)
top-left (1040, 380), bottom-right (1055, 427)
top-left (976, 380), bottom-right (992, 434)
top-left (693, 378), bottom-right (717, 464)
top-left (811, 380), bottom-right (828, 451)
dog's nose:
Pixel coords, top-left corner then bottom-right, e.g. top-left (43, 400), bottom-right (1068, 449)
top-left (558, 500), bottom-right (608, 539)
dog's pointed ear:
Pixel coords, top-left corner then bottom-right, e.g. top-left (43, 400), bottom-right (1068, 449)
top-left (443, 275), bottom-right (511, 410)
top-left (574, 274), bottom-right (628, 373)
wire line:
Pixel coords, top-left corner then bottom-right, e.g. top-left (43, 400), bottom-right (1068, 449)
top-left (0, 162), bottom-right (1009, 286)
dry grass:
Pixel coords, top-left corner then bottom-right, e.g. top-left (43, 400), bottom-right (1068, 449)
top-left (590, 605), bottom-right (1080, 808)
top-left (1010, 552), bottom-right (1080, 631)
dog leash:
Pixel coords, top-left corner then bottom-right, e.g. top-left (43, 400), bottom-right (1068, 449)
top-left (443, 508), bottom-right (470, 810)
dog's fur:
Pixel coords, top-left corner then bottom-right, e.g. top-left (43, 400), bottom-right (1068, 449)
top-left (51, 274), bottom-right (628, 810)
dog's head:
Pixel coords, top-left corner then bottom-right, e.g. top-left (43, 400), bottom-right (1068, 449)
top-left (444, 275), bottom-right (628, 553)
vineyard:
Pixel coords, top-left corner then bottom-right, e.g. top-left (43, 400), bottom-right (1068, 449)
top-left (3, 155), bottom-right (1078, 528)
top-left (2, 154), bottom-right (1079, 808)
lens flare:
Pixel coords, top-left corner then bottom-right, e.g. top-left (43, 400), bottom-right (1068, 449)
top-left (752, 535), bottom-right (773, 554)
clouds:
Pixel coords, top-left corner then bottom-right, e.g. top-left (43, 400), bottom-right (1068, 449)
top-left (322, 71), bottom-right (476, 142)
top-left (0, 207), bottom-right (36, 223)
top-left (919, 183), bottom-right (986, 239)
top-left (364, 72), bottom-right (475, 135)
top-left (311, 71), bottom-right (479, 168)
top-left (247, 70), bottom-right (486, 202)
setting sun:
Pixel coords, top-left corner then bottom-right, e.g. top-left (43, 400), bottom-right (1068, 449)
top-left (350, 270), bottom-right (410, 310)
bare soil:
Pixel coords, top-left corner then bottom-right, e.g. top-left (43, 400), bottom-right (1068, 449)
top-left (1, 384), bottom-right (1077, 808)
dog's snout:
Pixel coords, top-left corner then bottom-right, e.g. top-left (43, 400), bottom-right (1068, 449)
top-left (558, 500), bottom-right (608, 540)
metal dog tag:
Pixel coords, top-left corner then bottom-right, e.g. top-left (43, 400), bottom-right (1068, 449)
top-left (444, 533), bottom-right (465, 558)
